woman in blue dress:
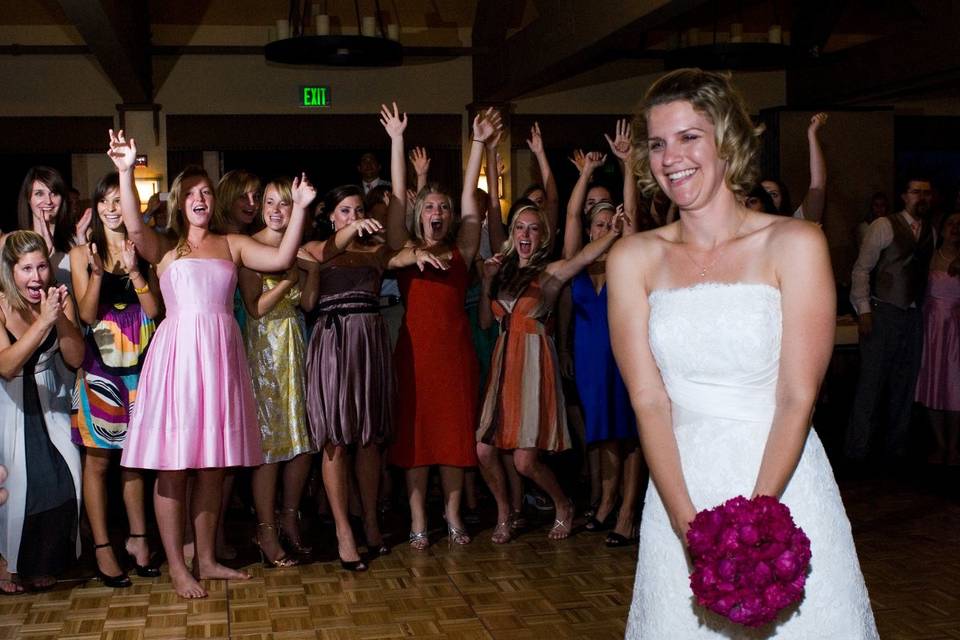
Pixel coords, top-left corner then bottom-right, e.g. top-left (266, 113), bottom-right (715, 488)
top-left (560, 122), bottom-right (643, 545)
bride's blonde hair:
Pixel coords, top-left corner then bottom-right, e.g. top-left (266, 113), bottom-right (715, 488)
top-left (632, 68), bottom-right (763, 200)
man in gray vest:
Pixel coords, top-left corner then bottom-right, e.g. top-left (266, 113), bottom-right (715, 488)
top-left (846, 177), bottom-right (935, 462)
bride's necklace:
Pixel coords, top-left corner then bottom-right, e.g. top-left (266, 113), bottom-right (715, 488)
top-left (679, 212), bottom-right (747, 278)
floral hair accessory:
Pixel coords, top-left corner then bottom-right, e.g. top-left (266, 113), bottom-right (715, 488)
top-left (686, 495), bottom-right (811, 627)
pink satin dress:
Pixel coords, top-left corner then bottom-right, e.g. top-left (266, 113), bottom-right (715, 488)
top-left (121, 258), bottom-right (263, 469)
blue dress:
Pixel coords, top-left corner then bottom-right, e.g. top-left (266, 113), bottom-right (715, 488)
top-left (571, 270), bottom-right (636, 444)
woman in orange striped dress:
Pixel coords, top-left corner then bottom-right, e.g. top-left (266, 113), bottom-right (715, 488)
top-left (476, 202), bottom-right (627, 543)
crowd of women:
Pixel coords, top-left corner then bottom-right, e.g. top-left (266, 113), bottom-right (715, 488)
top-left (0, 75), bottom-right (956, 611)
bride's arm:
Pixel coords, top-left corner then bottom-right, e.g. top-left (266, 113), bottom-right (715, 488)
top-left (753, 221), bottom-right (835, 498)
top-left (608, 234), bottom-right (696, 538)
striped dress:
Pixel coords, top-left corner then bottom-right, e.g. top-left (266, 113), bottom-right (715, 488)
top-left (477, 278), bottom-right (571, 451)
top-left (72, 266), bottom-right (156, 449)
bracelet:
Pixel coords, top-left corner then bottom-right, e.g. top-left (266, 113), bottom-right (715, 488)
top-left (134, 283), bottom-right (150, 295)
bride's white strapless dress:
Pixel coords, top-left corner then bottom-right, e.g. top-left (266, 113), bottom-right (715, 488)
top-left (626, 283), bottom-right (878, 639)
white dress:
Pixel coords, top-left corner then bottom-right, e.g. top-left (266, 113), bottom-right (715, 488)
top-left (626, 283), bottom-right (878, 639)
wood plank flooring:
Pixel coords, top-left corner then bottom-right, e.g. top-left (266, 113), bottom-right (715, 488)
top-left (2, 466), bottom-right (958, 639)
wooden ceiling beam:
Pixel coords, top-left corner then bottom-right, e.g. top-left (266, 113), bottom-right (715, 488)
top-left (786, 0), bottom-right (960, 105)
top-left (472, 0), bottom-right (710, 102)
top-left (56, 0), bottom-right (152, 104)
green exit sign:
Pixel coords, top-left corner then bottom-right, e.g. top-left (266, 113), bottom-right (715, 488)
top-left (300, 86), bottom-right (330, 107)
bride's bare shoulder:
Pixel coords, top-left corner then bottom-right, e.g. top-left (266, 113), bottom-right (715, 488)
top-left (610, 224), bottom-right (674, 267)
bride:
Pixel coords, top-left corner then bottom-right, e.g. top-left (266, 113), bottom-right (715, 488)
top-left (608, 69), bottom-right (878, 638)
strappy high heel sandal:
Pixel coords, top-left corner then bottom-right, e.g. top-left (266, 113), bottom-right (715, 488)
top-left (491, 519), bottom-right (513, 545)
top-left (255, 523), bottom-right (298, 569)
top-left (124, 533), bottom-right (160, 578)
top-left (444, 517), bottom-right (471, 546)
top-left (277, 508), bottom-right (313, 557)
top-left (408, 530), bottom-right (429, 551)
top-left (93, 542), bottom-right (132, 588)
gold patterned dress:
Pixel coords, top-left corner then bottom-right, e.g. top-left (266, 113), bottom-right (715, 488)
top-left (244, 275), bottom-right (316, 463)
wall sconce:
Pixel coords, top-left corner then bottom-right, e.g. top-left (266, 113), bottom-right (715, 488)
top-left (134, 176), bottom-right (162, 213)
top-left (477, 174), bottom-right (503, 195)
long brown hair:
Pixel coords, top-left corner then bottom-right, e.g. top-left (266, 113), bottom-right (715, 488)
top-left (17, 166), bottom-right (72, 253)
top-left (166, 165), bottom-right (214, 257)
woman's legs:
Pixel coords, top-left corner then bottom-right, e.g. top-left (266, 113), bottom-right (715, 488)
top-left (611, 441), bottom-right (643, 540)
top-left (405, 466), bottom-right (429, 549)
top-left (215, 470), bottom-right (237, 560)
top-left (83, 449), bottom-right (124, 577)
top-left (354, 445), bottom-right (383, 549)
top-left (439, 465), bottom-right (469, 543)
top-left (476, 443), bottom-right (512, 543)
top-left (251, 462), bottom-right (286, 562)
top-left (278, 453), bottom-right (314, 553)
top-left (121, 467), bottom-right (153, 567)
top-left (592, 440), bottom-right (622, 525)
top-left (322, 444), bottom-right (362, 562)
top-left (512, 448), bottom-right (574, 540)
top-left (193, 468), bottom-right (249, 581)
top-left (155, 470), bottom-right (205, 598)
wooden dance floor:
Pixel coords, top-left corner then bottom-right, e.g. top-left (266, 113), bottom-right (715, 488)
top-left (2, 469), bottom-right (958, 639)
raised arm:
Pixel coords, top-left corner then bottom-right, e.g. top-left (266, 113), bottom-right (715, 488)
top-left (410, 146), bottom-right (431, 193)
top-left (108, 130), bottom-right (170, 264)
top-left (478, 254), bottom-right (502, 330)
top-left (298, 250), bottom-right (321, 312)
top-left (753, 223), bottom-right (835, 498)
top-left (547, 210), bottom-right (624, 285)
top-left (606, 119), bottom-right (637, 236)
top-left (70, 243), bottom-right (103, 326)
top-left (563, 151), bottom-right (606, 259)
top-left (607, 237), bottom-right (696, 537)
top-left (798, 113), bottom-right (828, 223)
top-left (485, 134), bottom-right (507, 252)
top-left (381, 102), bottom-right (410, 250)
top-left (301, 217), bottom-right (384, 264)
top-left (527, 122), bottom-right (559, 234)
top-left (230, 174), bottom-right (312, 272)
top-left (385, 245), bottom-right (449, 272)
top-left (460, 109), bottom-right (503, 264)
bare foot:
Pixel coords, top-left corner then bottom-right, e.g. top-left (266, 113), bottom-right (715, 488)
top-left (170, 567), bottom-right (207, 599)
top-left (196, 561), bottom-right (250, 581)
top-left (548, 501), bottom-right (574, 541)
top-left (0, 557), bottom-right (23, 594)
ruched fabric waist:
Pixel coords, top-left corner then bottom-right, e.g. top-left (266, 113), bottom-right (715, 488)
top-left (166, 304), bottom-right (234, 316)
top-left (664, 375), bottom-right (776, 424)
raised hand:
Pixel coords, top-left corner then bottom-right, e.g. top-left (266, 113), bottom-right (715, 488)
top-left (526, 122), bottom-right (545, 155)
top-left (482, 254), bottom-right (503, 281)
top-left (809, 112), bottom-right (828, 134)
top-left (472, 108), bottom-right (502, 145)
top-left (583, 151), bottom-right (607, 173)
top-left (409, 146), bottom-right (431, 176)
top-left (379, 101), bottom-right (408, 139)
top-left (87, 242), bottom-right (104, 276)
top-left (569, 149), bottom-right (587, 173)
top-left (107, 129), bottom-right (137, 172)
top-left (352, 218), bottom-right (383, 237)
top-left (604, 119), bottom-right (634, 162)
top-left (74, 207), bottom-right (93, 245)
top-left (291, 173), bottom-right (317, 208)
top-left (120, 239), bottom-right (139, 273)
top-left (485, 128), bottom-right (503, 151)
top-left (38, 287), bottom-right (62, 327)
top-left (413, 248), bottom-right (449, 272)
top-left (612, 209), bottom-right (629, 236)
top-left (55, 284), bottom-right (70, 313)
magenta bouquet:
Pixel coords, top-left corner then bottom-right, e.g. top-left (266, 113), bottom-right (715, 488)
top-left (685, 495), bottom-right (811, 627)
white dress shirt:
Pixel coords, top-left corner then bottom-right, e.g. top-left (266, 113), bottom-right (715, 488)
top-left (362, 177), bottom-right (390, 195)
top-left (850, 210), bottom-right (922, 315)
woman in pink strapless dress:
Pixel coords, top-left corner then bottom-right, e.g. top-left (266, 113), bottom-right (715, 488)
top-left (107, 130), bottom-right (313, 599)
top-left (915, 211), bottom-right (960, 464)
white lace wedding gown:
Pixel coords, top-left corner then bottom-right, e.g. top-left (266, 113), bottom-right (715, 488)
top-left (626, 283), bottom-right (878, 639)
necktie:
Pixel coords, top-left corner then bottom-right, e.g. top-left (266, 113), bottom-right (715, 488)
top-left (910, 220), bottom-right (921, 239)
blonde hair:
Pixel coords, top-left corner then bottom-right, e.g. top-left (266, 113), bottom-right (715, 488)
top-left (167, 165), bottom-right (214, 258)
top-left (215, 169), bottom-right (261, 232)
top-left (260, 178), bottom-right (293, 226)
top-left (631, 68), bottom-right (763, 200)
top-left (411, 183), bottom-right (457, 246)
top-left (492, 206), bottom-right (553, 298)
top-left (0, 230), bottom-right (50, 311)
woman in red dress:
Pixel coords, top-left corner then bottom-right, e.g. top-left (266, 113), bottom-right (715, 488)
top-left (383, 103), bottom-right (502, 549)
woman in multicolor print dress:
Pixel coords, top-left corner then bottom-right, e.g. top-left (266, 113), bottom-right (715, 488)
top-left (69, 172), bottom-right (160, 586)
top-left (239, 178), bottom-right (320, 567)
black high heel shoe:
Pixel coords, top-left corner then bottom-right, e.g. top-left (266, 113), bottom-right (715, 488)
top-left (93, 542), bottom-right (132, 588)
top-left (339, 556), bottom-right (368, 572)
top-left (125, 533), bottom-right (160, 578)
top-left (584, 510), bottom-right (617, 533)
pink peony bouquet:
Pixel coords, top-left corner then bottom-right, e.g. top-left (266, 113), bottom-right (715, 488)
top-left (686, 495), bottom-right (811, 627)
